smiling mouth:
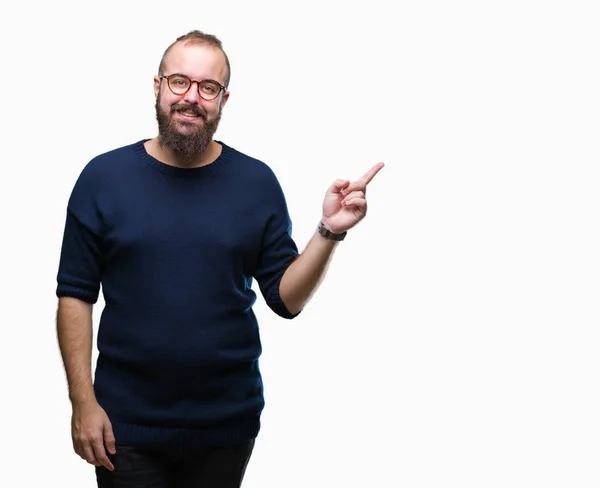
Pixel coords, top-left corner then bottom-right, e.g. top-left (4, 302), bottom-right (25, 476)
top-left (179, 110), bottom-right (200, 117)
top-left (174, 111), bottom-right (206, 123)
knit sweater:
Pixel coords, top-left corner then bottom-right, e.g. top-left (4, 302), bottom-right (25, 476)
top-left (56, 139), bottom-right (300, 449)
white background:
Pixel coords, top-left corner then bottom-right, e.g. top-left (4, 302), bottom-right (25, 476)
top-left (1, 0), bottom-right (599, 487)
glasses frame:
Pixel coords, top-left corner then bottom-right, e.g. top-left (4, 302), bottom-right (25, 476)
top-left (159, 74), bottom-right (227, 101)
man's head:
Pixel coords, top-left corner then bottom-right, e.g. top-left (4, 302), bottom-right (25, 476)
top-left (154, 30), bottom-right (231, 162)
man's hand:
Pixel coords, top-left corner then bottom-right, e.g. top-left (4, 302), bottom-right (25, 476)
top-left (321, 162), bottom-right (385, 234)
top-left (71, 400), bottom-right (116, 471)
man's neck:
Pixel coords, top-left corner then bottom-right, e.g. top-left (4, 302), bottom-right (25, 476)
top-left (144, 138), bottom-right (222, 169)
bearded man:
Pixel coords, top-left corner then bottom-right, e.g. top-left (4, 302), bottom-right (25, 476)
top-left (55, 29), bottom-right (384, 488)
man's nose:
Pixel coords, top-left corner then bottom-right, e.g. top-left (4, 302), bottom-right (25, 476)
top-left (183, 81), bottom-right (201, 103)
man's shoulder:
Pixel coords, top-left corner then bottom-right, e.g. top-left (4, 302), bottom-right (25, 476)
top-left (219, 141), bottom-right (279, 179)
top-left (76, 140), bottom-right (145, 180)
top-left (87, 139), bottom-right (145, 167)
top-left (71, 140), bottom-right (145, 192)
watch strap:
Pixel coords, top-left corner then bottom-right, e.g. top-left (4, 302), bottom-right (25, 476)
top-left (317, 221), bottom-right (347, 241)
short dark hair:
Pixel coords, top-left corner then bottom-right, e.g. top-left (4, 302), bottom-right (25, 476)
top-left (158, 30), bottom-right (231, 87)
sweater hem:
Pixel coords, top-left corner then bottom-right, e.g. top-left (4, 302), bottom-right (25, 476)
top-left (111, 417), bottom-right (261, 450)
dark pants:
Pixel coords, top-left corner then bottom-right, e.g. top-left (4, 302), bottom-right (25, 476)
top-left (95, 439), bottom-right (255, 488)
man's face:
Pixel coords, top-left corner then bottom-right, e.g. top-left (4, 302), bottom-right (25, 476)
top-left (154, 42), bottom-right (230, 161)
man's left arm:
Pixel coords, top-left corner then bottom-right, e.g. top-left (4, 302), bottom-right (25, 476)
top-left (279, 162), bottom-right (385, 315)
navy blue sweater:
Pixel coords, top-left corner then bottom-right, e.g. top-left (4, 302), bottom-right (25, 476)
top-left (56, 140), bottom-right (300, 449)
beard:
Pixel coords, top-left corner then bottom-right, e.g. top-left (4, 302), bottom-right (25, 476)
top-left (155, 96), bottom-right (221, 164)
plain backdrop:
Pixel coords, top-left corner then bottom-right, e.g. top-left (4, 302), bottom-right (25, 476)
top-left (1, 1), bottom-right (599, 487)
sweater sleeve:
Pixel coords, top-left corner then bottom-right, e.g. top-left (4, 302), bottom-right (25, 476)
top-left (56, 163), bottom-right (105, 304)
top-left (253, 175), bottom-right (301, 319)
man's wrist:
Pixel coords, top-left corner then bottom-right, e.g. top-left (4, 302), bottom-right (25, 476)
top-left (317, 221), bottom-right (347, 241)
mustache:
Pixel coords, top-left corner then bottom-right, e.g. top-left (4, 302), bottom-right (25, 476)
top-left (171, 103), bottom-right (207, 118)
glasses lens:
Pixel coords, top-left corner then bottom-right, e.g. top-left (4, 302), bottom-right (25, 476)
top-left (168, 75), bottom-right (191, 94)
top-left (199, 81), bottom-right (221, 100)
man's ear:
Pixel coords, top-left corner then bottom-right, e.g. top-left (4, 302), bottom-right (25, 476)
top-left (153, 76), bottom-right (161, 98)
top-left (220, 91), bottom-right (230, 110)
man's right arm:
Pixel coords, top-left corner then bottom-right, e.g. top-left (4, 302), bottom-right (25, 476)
top-left (56, 297), bottom-right (115, 471)
top-left (56, 297), bottom-right (95, 404)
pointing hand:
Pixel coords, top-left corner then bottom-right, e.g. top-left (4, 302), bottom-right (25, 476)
top-left (321, 162), bottom-right (384, 234)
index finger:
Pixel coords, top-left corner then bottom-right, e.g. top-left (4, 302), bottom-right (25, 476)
top-left (92, 440), bottom-right (114, 471)
top-left (360, 162), bottom-right (385, 185)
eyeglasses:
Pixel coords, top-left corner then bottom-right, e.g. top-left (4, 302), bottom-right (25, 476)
top-left (159, 74), bottom-right (226, 101)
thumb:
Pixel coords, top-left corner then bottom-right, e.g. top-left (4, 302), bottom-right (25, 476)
top-left (104, 421), bottom-right (116, 454)
top-left (328, 179), bottom-right (350, 194)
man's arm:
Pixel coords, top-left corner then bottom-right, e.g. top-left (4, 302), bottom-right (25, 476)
top-left (56, 297), bottom-right (95, 404)
top-left (279, 162), bottom-right (385, 316)
top-left (56, 297), bottom-right (115, 471)
top-left (279, 230), bottom-right (339, 315)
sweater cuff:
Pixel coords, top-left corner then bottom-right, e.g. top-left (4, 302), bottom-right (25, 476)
top-left (56, 284), bottom-right (99, 304)
top-left (268, 276), bottom-right (302, 319)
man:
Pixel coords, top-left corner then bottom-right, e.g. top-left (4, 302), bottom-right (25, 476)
top-left (56, 30), bottom-right (383, 488)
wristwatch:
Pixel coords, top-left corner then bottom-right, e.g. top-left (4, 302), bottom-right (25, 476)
top-left (317, 221), bottom-right (347, 241)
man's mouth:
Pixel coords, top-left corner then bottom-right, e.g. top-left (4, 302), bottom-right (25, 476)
top-left (172, 105), bottom-right (205, 120)
top-left (179, 111), bottom-right (199, 118)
